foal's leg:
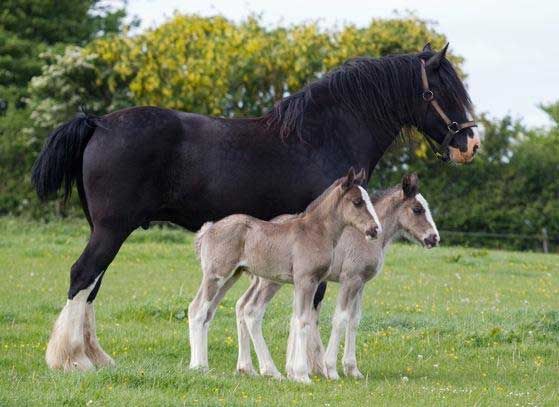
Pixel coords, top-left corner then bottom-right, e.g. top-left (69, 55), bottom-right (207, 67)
top-left (343, 287), bottom-right (364, 379)
top-left (235, 276), bottom-right (259, 375)
top-left (243, 278), bottom-right (282, 378)
top-left (285, 313), bottom-right (296, 377)
top-left (307, 302), bottom-right (327, 376)
top-left (288, 278), bottom-right (317, 383)
top-left (46, 227), bottom-right (127, 371)
top-left (188, 271), bottom-right (241, 371)
top-left (287, 293), bottom-right (327, 377)
top-left (323, 278), bottom-right (362, 380)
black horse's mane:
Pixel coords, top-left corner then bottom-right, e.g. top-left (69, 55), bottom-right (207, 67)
top-left (264, 52), bottom-right (472, 141)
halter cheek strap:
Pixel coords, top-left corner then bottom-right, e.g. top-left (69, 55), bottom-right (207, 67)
top-left (420, 59), bottom-right (477, 161)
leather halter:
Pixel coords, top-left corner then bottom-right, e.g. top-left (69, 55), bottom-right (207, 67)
top-left (420, 59), bottom-right (477, 161)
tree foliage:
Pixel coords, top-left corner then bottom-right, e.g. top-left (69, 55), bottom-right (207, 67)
top-left (0, 0), bottom-right (126, 89)
top-left (371, 113), bottom-right (559, 251)
top-left (1, 13), bottom-right (557, 251)
top-left (27, 14), bottom-right (451, 131)
top-left (0, 0), bottom-right (128, 216)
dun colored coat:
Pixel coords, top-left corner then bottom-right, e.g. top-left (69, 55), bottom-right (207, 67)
top-left (235, 174), bottom-right (439, 379)
top-left (191, 168), bottom-right (380, 383)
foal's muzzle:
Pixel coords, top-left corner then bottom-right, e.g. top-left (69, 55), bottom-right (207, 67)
top-left (366, 226), bottom-right (379, 240)
top-left (423, 233), bottom-right (439, 248)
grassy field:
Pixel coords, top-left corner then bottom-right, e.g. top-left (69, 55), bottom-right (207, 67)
top-left (0, 218), bottom-right (558, 406)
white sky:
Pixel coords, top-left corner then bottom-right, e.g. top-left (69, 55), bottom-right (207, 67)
top-left (126, 0), bottom-right (559, 127)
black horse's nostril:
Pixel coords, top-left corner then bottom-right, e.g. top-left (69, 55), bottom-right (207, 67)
top-left (473, 144), bottom-right (479, 154)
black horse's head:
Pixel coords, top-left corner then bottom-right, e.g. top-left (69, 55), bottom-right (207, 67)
top-left (265, 44), bottom-right (480, 164)
top-left (416, 43), bottom-right (480, 164)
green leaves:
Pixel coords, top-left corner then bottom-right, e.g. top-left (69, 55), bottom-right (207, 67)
top-left (26, 13), bottom-right (449, 129)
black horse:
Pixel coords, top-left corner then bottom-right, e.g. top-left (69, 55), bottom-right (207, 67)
top-left (33, 43), bottom-right (480, 371)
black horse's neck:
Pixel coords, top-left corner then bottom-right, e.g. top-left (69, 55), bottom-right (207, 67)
top-left (264, 54), bottom-right (423, 178)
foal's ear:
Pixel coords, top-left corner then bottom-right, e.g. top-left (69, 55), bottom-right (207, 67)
top-left (426, 42), bottom-right (449, 69)
top-left (342, 167), bottom-right (356, 190)
top-left (402, 173), bottom-right (419, 199)
top-left (422, 42), bottom-right (433, 52)
top-left (355, 168), bottom-right (367, 184)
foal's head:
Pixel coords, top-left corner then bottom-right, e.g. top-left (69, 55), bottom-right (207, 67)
top-left (395, 173), bottom-right (440, 248)
top-left (336, 168), bottom-right (381, 240)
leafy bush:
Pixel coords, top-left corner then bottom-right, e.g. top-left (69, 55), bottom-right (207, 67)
top-left (1, 13), bottom-right (557, 252)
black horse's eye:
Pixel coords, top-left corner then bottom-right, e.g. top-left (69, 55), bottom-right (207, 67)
top-left (413, 206), bottom-right (424, 215)
top-left (353, 198), bottom-right (363, 207)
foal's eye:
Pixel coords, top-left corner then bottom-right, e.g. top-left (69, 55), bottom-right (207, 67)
top-left (413, 206), bottom-right (424, 215)
top-left (353, 198), bottom-right (363, 207)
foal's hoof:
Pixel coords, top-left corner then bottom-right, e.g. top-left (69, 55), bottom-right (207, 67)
top-left (261, 368), bottom-right (284, 380)
top-left (236, 365), bottom-right (258, 376)
top-left (311, 363), bottom-right (328, 378)
top-left (325, 367), bottom-right (340, 380)
top-left (344, 366), bottom-right (364, 379)
top-left (189, 364), bottom-right (209, 373)
top-left (287, 372), bottom-right (311, 384)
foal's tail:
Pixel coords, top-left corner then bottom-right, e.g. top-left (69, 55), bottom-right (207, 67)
top-left (195, 222), bottom-right (214, 259)
top-left (31, 112), bottom-right (98, 203)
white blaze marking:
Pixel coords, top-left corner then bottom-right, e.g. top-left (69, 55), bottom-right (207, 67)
top-left (358, 186), bottom-right (382, 234)
top-left (416, 193), bottom-right (439, 240)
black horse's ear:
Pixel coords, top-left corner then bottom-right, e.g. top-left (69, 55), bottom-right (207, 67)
top-left (422, 42), bottom-right (433, 52)
top-left (426, 42), bottom-right (449, 69)
top-left (402, 173), bottom-right (419, 199)
top-left (342, 167), bottom-right (356, 190)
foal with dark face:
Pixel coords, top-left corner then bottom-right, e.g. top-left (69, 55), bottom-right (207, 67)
top-left (191, 168), bottom-right (380, 383)
top-left (236, 174), bottom-right (439, 379)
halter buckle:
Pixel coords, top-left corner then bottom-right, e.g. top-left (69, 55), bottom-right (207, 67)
top-left (422, 90), bottom-right (434, 102)
top-left (447, 121), bottom-right (460, 133)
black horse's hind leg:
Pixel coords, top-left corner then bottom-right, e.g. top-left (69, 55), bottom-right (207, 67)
top-left (45, 226), bottom-right (129, 371)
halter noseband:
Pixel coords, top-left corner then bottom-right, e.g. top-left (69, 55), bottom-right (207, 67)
top-left (420, 59), bottom-right (477, 161)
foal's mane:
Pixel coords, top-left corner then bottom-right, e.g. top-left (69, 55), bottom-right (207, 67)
top-left (370, 185), bottom-right (401, 205)
top-left (264, 52), bottom-right (472, 142)
top-left (303, 179), bottom-right (344, 215)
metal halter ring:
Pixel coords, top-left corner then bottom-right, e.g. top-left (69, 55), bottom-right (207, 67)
top-left (447, 121), bottom-right (460, 133)
top-left (422, 90), bottom-right (434, 102)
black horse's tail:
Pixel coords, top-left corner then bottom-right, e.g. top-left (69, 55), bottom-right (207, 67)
top-left (31, 113), bottom-right (98, 203)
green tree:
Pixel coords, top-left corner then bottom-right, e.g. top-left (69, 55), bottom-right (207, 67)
top-left (0, 0), bottom-right (129, 216)
top-left (0, 0), bottom-right (127, 89)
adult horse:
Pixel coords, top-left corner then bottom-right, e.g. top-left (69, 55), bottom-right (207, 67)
top-left (32, 43), bottom-right (480, 371)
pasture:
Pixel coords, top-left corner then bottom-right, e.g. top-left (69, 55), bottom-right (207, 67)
top-left (1, 218), bottom-right (557, 406)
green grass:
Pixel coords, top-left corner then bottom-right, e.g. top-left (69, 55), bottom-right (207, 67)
top-left (0, 217), bottom-right (558, 406)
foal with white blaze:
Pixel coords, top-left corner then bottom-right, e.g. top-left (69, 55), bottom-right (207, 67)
top-left (191, 168), bottom-right (380, 383)
top-left (236, 173), bottom-right (439, 379)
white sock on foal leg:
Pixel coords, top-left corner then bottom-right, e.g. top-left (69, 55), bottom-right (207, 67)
top-left (324, 308), bottom-right (349, 380)
top-left (307, 308), bottom-right (326, 377)
top-left (245, 306), bottom-right (282, 378)
top-left (289, 315), bottom-right (311, 383)
top-left (235, 299), bottom-right (256, 375)
top-left (188, 300), bottom-right (212, 370)
top-left (343, 291), bottom-right (364, 379)
top-left (45, 277), bottom-right (99, 371)
top-left (285, 315), bottom-right (296, 376)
